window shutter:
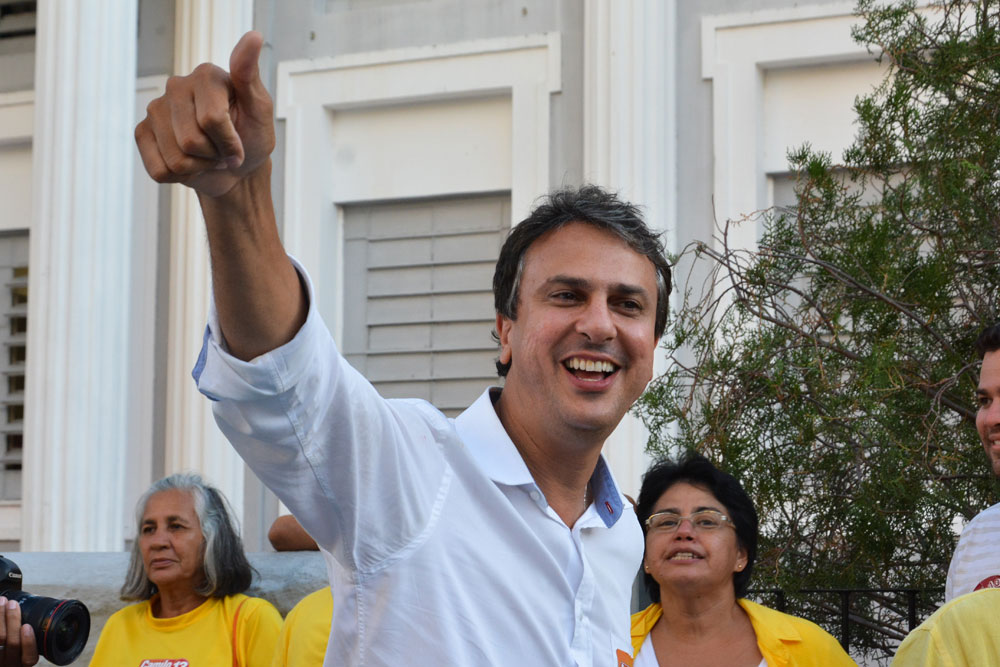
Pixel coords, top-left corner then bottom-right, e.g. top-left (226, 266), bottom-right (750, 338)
top-left (343, 195), bottom-right (508, 416)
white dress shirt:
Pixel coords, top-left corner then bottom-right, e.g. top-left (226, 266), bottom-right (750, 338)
top-left (194, 260), bottom-right (644, 666)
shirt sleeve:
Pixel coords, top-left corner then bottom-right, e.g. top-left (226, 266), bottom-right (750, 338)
top-left (194, 258), bottom-right (454, 571)
top-left (892, 626), bottom-right (942, 667)
top-left (944, 508), bottom-right (997, 602)
top-left (944, 520), bottom-right (972, 601)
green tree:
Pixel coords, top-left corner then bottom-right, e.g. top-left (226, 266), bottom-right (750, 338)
top-left (637, 0), bottom-right (1000, 660)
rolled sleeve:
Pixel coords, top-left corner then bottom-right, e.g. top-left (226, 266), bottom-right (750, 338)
top-left (193, 258), bottom-right (452, 572)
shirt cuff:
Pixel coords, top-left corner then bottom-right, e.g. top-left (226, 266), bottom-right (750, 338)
top-left (193, 256), bottom-right (333, 402)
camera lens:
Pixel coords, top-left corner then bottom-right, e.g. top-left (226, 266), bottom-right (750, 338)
top-left (52, 607), bottom-right (82, 653)
top-left (9, 591), bottom-right (90, 666)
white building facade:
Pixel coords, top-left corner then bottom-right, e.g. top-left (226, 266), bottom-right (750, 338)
top-left (0, 0), bottom-right (881, 552)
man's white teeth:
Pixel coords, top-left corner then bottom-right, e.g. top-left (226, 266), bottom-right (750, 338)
top-left (566, 358), bottom-right (615, 373)
top-left (669, 552), bottom-right (700, 560)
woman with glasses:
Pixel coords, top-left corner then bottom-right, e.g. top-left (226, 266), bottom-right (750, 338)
top-left (631, 453), bottom-right (855, 666)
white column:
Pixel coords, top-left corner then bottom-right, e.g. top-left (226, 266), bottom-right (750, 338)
top-left (584, 0), bottom-right (677, 497)
top-left (23, 0), bottom-right (138, 550)
top-left (164, 0), bottom-right (253, 519)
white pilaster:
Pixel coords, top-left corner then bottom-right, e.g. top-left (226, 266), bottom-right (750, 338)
top-left (165, 0), bottom-right (253, 518)
top-left (23, 0), bottom-right (139, 550)
top-left (584, 0), bottom-right (677, 497)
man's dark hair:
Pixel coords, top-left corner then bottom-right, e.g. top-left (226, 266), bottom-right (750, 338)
top-left (635, 452), bottom-right (759, 602)
top-left (491, 185), bottom-right (671, 377)
top-left (975, 321), bottom-right (1000, 359)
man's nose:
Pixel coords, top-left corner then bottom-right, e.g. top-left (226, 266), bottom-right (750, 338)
top-left (576, 300), bottom-right (615, 342)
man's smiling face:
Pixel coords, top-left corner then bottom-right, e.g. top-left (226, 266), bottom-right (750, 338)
top-left (495, 222), bottom-right (659, 439)
top-left (977, 349), bottom-right (1000, 477)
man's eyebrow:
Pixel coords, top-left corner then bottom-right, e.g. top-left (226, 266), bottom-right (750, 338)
top-left (542, 275), bottom-right (591, 289)
top-left (542, 275), bottom-right (651, 297)
top-left (614, 283), bottom-right (651, 298)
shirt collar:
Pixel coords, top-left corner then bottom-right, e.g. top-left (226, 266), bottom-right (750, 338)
top-left (455, 387), bottom-right (627, 528)
top-left (738, 598), bottom-right (800, 666)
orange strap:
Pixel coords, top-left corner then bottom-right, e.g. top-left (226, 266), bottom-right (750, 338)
top-left (232, 598), bottom-right (248, 667)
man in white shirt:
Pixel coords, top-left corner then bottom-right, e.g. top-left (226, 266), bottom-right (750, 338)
top-left (945, 321), bottom-right (1000, 601)
top-left (135, 32), bottom-right (670, 666)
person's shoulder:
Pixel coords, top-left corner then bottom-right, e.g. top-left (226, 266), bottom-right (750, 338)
top-left (739, 598), bottom-right (809, 630)
top-left (955, 502), bottom-right (1000, 545)
top-left (966, 501), bottom-right (1000, 527)
top-left (739, 599), bottom-right (852, 658)
top-left (742, 599), bottom-right (826, 635)
top-left (894, 590), bottom-right (1000, 664)
top-left (226, 593), bottom-right (281, 618)
top-left (283, 587), bottom-right (333, 632)
top-left (289, 587), bottom-right (332, 616)
top-left (926, 588), bottom-right (1000, 630)
top-left (104, 599), bottom-right (151, 626)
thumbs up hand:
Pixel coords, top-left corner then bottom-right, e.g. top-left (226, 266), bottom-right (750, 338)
top-left (135, 31), bottom-right (275, 198)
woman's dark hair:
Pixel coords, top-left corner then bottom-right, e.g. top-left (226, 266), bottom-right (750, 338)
top-left (120, 472), bottom-right (254, 601)
top-left (635, 452), bottom-right (758, 601)
top-left (491, 184), bottom-right (672, 377)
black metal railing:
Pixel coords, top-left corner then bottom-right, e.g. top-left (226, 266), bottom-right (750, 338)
top-left (748, 587), bottom-right (944, 655)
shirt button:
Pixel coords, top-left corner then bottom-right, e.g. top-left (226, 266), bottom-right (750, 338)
top-left (530, 490), bottom-right (540, 501)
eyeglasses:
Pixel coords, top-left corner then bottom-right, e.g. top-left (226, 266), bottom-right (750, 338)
top-left (644, 509), bottom-right (735, 533)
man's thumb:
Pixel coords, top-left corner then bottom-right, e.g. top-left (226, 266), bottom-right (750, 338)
top-left (229, 31), bottom-right (264, 99)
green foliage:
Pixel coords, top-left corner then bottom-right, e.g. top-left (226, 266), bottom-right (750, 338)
top-left (637, 0), bottom-right (1000, 659)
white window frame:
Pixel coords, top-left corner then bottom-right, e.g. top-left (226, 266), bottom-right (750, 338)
top-left (701, 2), bottom-right (875, 252)
top-left (276, 33), bottom-right (561, 342)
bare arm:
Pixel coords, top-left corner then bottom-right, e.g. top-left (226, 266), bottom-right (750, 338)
top-left (134, 31), bottom-right (305, 360)
top-left (268, 514), bottom-right (320, 551)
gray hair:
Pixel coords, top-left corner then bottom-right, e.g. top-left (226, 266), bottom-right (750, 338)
top-left (120, 472), bottom-right (253, 601)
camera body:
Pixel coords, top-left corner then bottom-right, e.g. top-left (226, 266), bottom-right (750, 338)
top-left (0, 555), bottom-right (90, 665)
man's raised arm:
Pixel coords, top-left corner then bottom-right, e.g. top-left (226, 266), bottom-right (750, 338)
top-left (134, 31), bottom-right (306, 361)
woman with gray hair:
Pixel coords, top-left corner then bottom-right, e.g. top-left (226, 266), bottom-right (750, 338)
top-left (90, 473), bottom-right (281, 666)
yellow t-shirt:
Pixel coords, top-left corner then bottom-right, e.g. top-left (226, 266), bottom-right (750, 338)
top-left (631, 600), bottom-right (857, 667)
top-left (271, 587), bottom-right (333, 667)
top-left (90, 593), bottom-right (281, 667)
top-left (893, 588), bottom-right (1000, 666)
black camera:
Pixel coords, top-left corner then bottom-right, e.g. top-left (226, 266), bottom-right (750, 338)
top-left (0, 555), bottom-right (90, 665)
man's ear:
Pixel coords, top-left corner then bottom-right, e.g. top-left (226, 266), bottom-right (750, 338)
top-left (496, 312), bottom-right (512, 365)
